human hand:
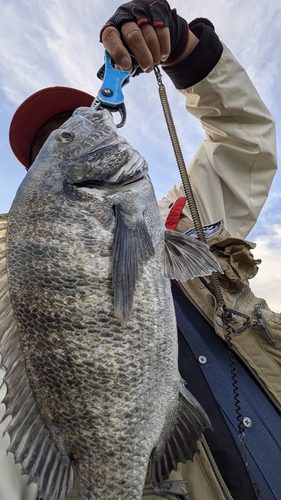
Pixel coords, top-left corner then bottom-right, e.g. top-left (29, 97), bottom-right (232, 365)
top-left (100, 0), bottom-right (188, 73)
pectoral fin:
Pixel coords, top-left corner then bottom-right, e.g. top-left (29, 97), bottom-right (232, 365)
top-left (164, 230), bottom-right (222, 281)
top-left (113, 204), bottom-right (154, 325)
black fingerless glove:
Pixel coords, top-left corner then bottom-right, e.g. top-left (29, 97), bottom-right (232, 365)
top-left (162, 18), bottom-right (223, 89)
top-left (100, 0), bottom-right (189, 65)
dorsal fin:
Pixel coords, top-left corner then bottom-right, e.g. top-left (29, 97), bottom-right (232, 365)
top-left (0, 214), bottom-right (73, 500)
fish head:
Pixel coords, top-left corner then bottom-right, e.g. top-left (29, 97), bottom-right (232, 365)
top-left (23, 107), bottom-right (149, 199)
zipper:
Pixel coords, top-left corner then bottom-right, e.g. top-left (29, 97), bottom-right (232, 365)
top-left (253, 301), bottom-right (278, 344)
top-left (201, 436), bottom-right (234, 500)
top-left (142, 486), bottom-right (182, 499)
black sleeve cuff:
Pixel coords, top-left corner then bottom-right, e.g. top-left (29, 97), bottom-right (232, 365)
top-left (162, 20), bottom-right (223, 89)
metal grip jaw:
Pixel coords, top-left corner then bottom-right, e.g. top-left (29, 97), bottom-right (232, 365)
top-left (93, 51), bottom-right (137, 128)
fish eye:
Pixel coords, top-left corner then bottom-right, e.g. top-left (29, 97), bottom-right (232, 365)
top-left (57, 130), bottom-right (75, 143)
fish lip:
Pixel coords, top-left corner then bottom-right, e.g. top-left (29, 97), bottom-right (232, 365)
top-left (72, 172), bottom-right (146, 190)
top-left (108, 173), bottom-right (146, 187)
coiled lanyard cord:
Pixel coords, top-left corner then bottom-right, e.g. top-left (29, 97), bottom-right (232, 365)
top-left (154, 65), bottom-right (248, 456)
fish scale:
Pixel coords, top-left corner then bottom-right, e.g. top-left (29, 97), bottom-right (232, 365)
top-left (0, 108), bottom-right (222, 499)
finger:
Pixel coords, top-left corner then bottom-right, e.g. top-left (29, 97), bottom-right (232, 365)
top-left (121, 22), bottom-right (154, 72)
top-left (101, 26), bottom-right (132, 71)
top-left (140, 25), bottom-right (171, 65)
top-left (155, 26), bottom-right (171, 62)
top-left (139, 24), bottom-right (161, 65)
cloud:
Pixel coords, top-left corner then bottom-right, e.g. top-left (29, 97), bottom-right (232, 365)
top-left (250, 226), bottom-right (281, 312)
top-left (0, 0), bottom-right (281, 298)
top-left (175, 0), bottom-right (281, 107)
top-left (0, 0), bottom-right (280, 321)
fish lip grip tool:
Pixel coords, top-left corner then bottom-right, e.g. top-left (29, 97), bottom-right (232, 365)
top-left (93, 51), bottom-right (138, 128)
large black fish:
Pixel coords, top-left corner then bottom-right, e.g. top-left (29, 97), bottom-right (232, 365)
top-left (0, 108), bottom-right (221, 499)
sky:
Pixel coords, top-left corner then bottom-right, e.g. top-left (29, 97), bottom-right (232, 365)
top-left (0, 0), bottom-right (280, 311)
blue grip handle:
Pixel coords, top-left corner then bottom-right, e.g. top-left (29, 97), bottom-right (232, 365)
top-left (97, 51), bottom-right (131, 108)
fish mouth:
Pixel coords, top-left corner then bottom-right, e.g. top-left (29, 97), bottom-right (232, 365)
top-left (72, 172), bottom-right (146, 190)
top-left (121, 174), bottom-right (146, 186)
top-left (72, 152), bottom-right (148, 191)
